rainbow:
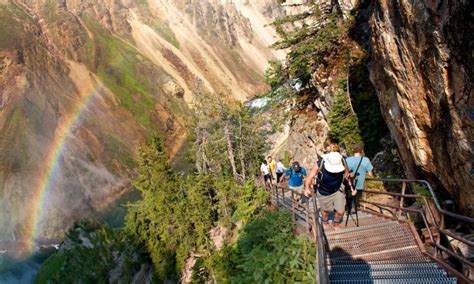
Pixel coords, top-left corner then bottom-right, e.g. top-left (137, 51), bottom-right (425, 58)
top-left (21, 83), bottom-right (101, 253)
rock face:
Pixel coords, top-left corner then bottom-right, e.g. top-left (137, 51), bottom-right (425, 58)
top-left (368, 0), bottom-right (474, 215)
top-left (0, 0), bottom-right (283, 242)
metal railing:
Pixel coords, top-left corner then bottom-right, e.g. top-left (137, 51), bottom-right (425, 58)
top-left (363, 178), bottom-right (474, 283)
top-left (266, 183), bottom-right (329, 284)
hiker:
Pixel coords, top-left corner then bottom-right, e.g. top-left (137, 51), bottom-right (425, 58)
top-left (305, 143), bottom-right (355, 229)
top-left (346, 144), bottom-right (374, 203)
top-left (285, 161), bottom-right (307, 202)
top-left (276, 158), bottom-right (286, 183)
top-left (260, 160), bottom-right (272, 189)
top-left (267, 155), bottom-right (277, 182)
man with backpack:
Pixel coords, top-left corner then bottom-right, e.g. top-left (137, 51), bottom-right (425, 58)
top-left (275, 158), bottom-right (286, 183)
top-left (284, 161), bottom-right (307, 201)
top-left (304, 143), bottom-right (355, 229)
top-left (346, 144), bottom-right (374, 203)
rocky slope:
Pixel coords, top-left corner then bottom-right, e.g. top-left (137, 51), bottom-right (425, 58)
top-left (271, 0), bottom-right (473, 217)
top-left (368, 0), bottom-right (474, 215)
top-left (0, 0), bottom-right (284, 243)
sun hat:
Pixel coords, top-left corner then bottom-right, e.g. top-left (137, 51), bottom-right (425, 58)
top-left (322, 152), bottom-right (345, 173)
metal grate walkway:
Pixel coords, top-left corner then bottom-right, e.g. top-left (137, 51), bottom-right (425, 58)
top-left (325, 212), bottom-right (457, 284)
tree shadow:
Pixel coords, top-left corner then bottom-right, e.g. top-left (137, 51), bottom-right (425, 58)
top-left (327, 246), bottom-right (374, 283)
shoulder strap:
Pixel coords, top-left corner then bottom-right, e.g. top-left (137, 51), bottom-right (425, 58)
top-left (354, 157), bottom-right (363, 175)
top-left (316, 158), bottom-right (325, 176)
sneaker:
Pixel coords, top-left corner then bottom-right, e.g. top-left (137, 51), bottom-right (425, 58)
top-left (322, 220), bottom-right (330, 230)
top-left (300, 195), bottom-right (308, 204)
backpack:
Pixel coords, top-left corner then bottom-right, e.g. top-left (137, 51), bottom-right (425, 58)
top-left (314, 159), bottom-right (325, 184)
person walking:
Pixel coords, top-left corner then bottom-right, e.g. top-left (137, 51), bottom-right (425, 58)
top-left (267, 156), bottom-right (277, 182)
top-left (305, 143), bottom-right (355, 229)
top-left (276, 158), bottom-right (286, 183)
top-left (346, 144), bottom-right (374, 203)
top-left (285, 161), bottom-right (307, 202)
top-left (260, 160), bottom-right (272, 189)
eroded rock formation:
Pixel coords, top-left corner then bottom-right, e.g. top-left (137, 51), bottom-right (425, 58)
top-left (0, 0), bottom-right (283, 242)
top-left (369, 0), bottom-right (473, 215)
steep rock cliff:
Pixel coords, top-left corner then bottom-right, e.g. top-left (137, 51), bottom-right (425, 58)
top-left (0, 0), bottom-right (283, 243)
top-left (368, 0), bottom-right (473, 215)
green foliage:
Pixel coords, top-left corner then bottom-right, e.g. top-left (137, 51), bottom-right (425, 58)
top-left (102, 133), bottom-right (136, 169)
top-left (268, 3), bottom-right (389, 158)
top-left (0, 5), bottom-right (30, 49)
top-left (125, 135), bottom-right (268, 280)
top-left (81, 17), bottom-right (159, 129)
top-left (349, 64), bottom-right (389, 158)
top-left (136, 0), bottom-right (180, 48)
top-left (193, 210), bottom-right (316, 283)
top-left (35, 219), bottom-right (151, 284)
top-left (283, 151), bottom-right (291, 167)
top-left (271, 7), bottom-right (348, 88)
top-left (192, 93), bottom-right (271, 180)
top-left (328, 79), bottom-right (363, 154)
top-left (42, 0), bottom-right (59, 22)
top-left (264, 60), bottom-right (287, 91)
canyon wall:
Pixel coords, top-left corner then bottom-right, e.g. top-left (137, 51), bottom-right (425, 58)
top-left (0, 0), bottom-right (283, 242)
top-left (369, 0), bottom-right (473, 215)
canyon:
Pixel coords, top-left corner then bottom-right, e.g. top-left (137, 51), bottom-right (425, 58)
top-left (0, 0), bottom-right (472, 250)
top-left (0, 0), bottom-right (285, 243)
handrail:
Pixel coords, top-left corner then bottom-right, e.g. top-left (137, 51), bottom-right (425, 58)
top-left (362, 178), bottom-right (474, 282)
top-left (367, 178), bottom-right (474, 223)
top-left (268, 183), bottom-right (329, 283)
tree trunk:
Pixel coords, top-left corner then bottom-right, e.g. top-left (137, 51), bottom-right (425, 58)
top-left (223, 120), bottom-right (238, 180)
top-left (238, 116), bottom-right (246, 181)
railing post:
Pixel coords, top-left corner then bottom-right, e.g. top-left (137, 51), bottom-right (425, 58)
top-left (291, 190), bottom-right (296, 221)
top-left (305, 196), bottom-right (311, 234)
top-left (275, 184), bottom-right (279, 208)
top-left (311, 191), bottom-right (318, 240)
top-left (281, 186), bottom-right (285, 207)
top-left (400, 182), bottom-right (406, 209)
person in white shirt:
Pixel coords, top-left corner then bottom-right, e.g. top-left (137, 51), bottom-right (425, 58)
top-left (275, 158), bottom-right (286, 183)
top-left (260, 160), bottom-right (271, 188)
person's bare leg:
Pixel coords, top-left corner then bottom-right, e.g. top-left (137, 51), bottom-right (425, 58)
top-left (333, 211), bottom-right (344, 229)
top-left (321, 210), bottom-right (330, 229)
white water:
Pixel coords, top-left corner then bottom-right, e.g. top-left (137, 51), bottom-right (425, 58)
top-left (246, 97), bottom-right (271, 109)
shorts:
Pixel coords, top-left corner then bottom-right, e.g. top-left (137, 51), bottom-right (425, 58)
top-left (317, 190), bottom-right (346, 213)
top-left (289, 185), bottom-right (305, 196)
top-left (264, 174), bottom-right (271, 182)
top-left (276, 172), bottom-right (283, 183)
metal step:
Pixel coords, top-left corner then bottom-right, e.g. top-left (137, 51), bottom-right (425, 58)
top-left (328, 257), bottom-right (433, 266)
top-left (329, 269), bottom-right (447, 280)
top-left (330, 278), bottom-right (457, 284)
top-left (328, 262), bottom-right (442, 272)
top-left (325, 220), bottom-right (400, 236)
top-left (325, 216), bottom-right (389, 232)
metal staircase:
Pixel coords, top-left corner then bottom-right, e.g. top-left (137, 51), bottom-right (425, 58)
top-left (325, 212), bottom-right (457, 283)
top-left (267, 178), bottom-right (473, 284)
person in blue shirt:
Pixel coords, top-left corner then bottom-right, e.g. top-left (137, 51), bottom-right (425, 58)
top-left (284, 161), bottom-right (307, 202)
top-left (346, 144), bottom-right (374, 203)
